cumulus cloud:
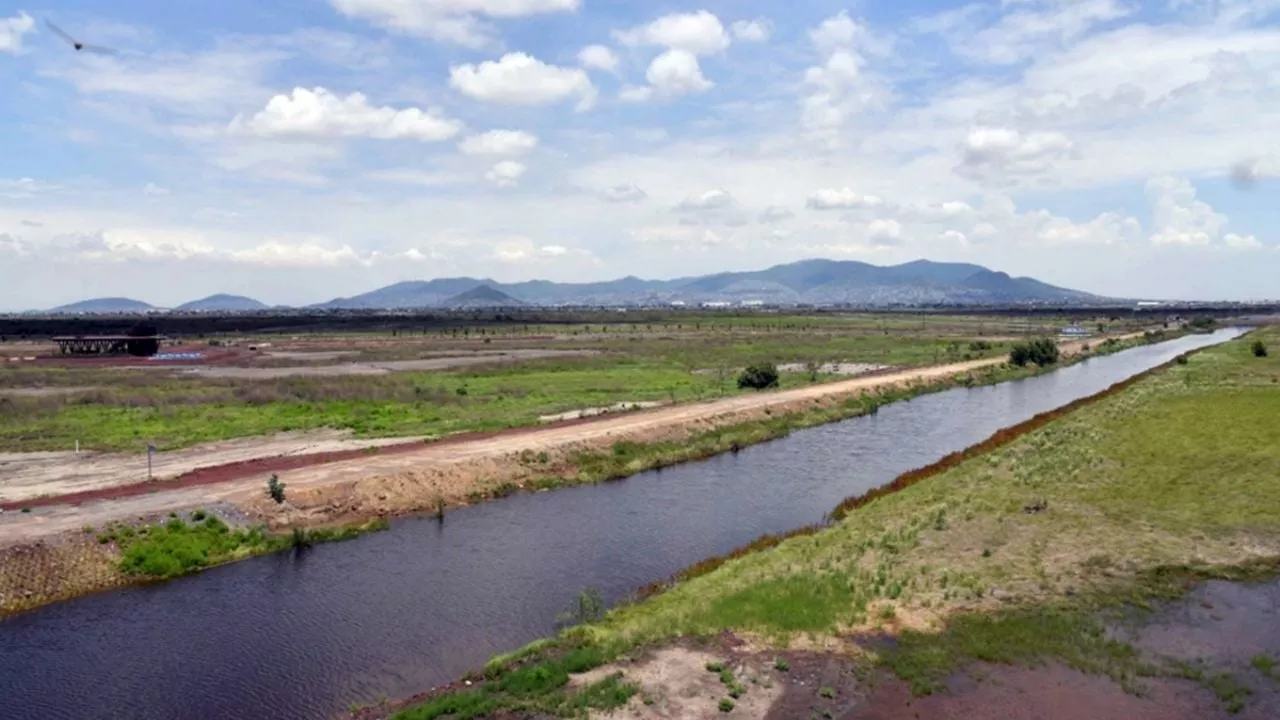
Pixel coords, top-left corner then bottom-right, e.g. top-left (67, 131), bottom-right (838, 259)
top-left (675, 189), bottom-right (732, 211)
top-left (614, 11), bottom-right (730, 55)
top-left (485, 160), bottom-right (527, 187)
top-left (806, 188), bottom-right (885, 210)
top-left (449, 53), bottom-right (597, 110)
top-left (866, 218), bottom-right (903, 244)
top-left (459, 129), bottom-right (538, 155)
top-left (800, 12), bottom-right (889, 140)
top-left (731, 18), bottom-right (772, 42)
top-left (330, 0), bottom-right (580, 48)
top-left (758, 205), bottom-right (794, 223)
top-left (600, 183), bottom-right (647, 203)
top-left (956, 127), bottom-right (1074, 183)
top-left (1230, 156), bottom-right (1280, 189)
top-left (937, 229), bottom-right (968, 244)
top-left (1146, 176), bottom-right (1229, 246)
top-left (236, 87), bottom-right (462, 141)
top-left (577, 44), bottom-right (619, 72)
top-left (1, 12), bottom-right (34, 54)
top-left (645, 49), bottom-right (713, 97)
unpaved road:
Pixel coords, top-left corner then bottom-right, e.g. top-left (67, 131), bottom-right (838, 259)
top-left (0, 431), bottom-right (420, 505)
top-left (0, 335), bottom-right (1128, 547)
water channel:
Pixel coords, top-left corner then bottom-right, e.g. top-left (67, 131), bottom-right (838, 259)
top-left (0, 329), bottom-right (1243, 720)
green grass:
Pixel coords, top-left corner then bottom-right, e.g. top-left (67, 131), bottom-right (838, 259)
top-left (390, 328), bottom-right (1279, 718)
top-left (102, 514), bottom-right (389, 579)
top-left (386, 645), bottom-right (634, 720)
top-left (0, 319), bottom-right (1031, 452)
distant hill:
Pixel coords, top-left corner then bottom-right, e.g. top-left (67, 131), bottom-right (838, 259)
top-left (51, 297), bottom-right (155, 314)
top-left (317, 258), bottom-right (1099, 309)
top-left (176, 294), bottom-right (268, 312)
top-left (442, 284), bottom-right (525, 308)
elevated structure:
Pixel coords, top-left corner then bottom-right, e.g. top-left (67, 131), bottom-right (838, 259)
top-left (53, 335), bottom-right (161, 357)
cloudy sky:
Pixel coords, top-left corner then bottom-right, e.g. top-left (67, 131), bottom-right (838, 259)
top-left (1, 0), bottom-right (1277, 309)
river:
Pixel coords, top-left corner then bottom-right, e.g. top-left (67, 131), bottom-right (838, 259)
top-left (0, 329), bottom-right (1243, 720)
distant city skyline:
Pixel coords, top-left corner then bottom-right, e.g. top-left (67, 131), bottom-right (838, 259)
top-left (1, 1), bottom-right (1277, 310)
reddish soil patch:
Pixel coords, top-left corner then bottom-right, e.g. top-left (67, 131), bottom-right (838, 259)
top-left (0, 412), bottom-right (610, 512)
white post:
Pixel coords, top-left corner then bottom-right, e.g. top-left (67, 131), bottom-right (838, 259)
top-left (75, 440), bottom-right (79, 454)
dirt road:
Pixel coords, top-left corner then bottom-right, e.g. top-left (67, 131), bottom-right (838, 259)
top-left (0, 335), bottom-right (1121, 547)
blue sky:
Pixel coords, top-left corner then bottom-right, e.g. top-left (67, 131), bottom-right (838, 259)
top-left (1, 0), bottom-right (1277, 309)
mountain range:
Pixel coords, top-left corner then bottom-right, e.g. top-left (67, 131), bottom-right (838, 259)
top-left (45, 259), bottom-right (1104, 313)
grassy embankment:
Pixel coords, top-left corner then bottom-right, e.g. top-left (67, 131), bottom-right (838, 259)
top-left (379, 327), bottom-right (1278, 718)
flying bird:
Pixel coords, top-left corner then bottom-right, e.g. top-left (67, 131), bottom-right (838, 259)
top-left (46, 20), bottom-right (117, 55)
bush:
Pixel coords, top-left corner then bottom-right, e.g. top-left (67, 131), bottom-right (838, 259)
top-left (267, 474), bottom-right (287, 504)
top-left (737, 363), bottom-right (780, 391)
top-left (719, 698), bottom-right (735, 712)
top-left (1253, 340), bottom-right (1269, 358)
top-left (1188, 316), bottom-right (1218, 331)
top-left (1008, 338), bottom-right (1060, 367)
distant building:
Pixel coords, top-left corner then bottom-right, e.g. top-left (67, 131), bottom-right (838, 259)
top-left (1059, 325), bottom-right (1091, 338)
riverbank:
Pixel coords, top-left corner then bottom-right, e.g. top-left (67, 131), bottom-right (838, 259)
top-left (367, 327), bottom-right (1279, 719)
top-left (0, 330), bottom-right (1167, 617)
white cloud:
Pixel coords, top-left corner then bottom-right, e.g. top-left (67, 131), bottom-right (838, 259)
top-left (236, 87), bottom-right (462, 141)
top-left (938, 229), bottom-right (968, 244)
top-left (1033, 210), bottom-right (1141, 246)
top-left (867, 218), bottom-right (903, 243)
top-left (485, 160), bottom-right (527, 187)
top-left (577, 44), bottom-right (619, 72)
top-left (675, 189), bottom-right (733, 211)
top-left (600, 183), bottom-right (647, 203)
top-left (330, 0), bottom-right (580, 48)
top-left (1, 12), bottom-right (34, 54)
top-left (950, 0), bottom-right (1133, 66)
top-left (758, 205), bottom-right (794, 223)
top-left (731, 18), bottom-right (773, 43)
top-left (1146, 176), bottom-right (1227, 246)
top-left (449, 53), bottom-right (597, 110)
top-left (1224, 232), bottom-right (1262, 249)
top-left (810, 11), bottom-right (860, 53)
top-left (806, 188), bottom-right (885, 210)
top-left (618, 85), bottom-right (654, 103)
top-left (615, 11), bottom-right (730, 55)
top-left (459, 129), bottom-right (538, 155)
top-left (645, 49), bottom-right (713, 97)
top-left (492, 237), bottom-right (582, 263)
top-left (0, 178), bottom-right (61, 198)
top-left (957, 127), bottom-right (1074, 183)
top-left (143, 183), bottom-right (170, 196)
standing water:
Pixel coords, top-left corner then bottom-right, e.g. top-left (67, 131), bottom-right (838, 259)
top-left (0, 329), bottom-right (1243, 720)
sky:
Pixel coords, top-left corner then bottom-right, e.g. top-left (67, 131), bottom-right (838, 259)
top-left (1, 0), bottom-right (1278, 309)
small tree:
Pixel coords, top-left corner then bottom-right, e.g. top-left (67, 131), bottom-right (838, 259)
top-left (804, 359), bottom-right (823, 382)
top-left (1009, 338), bottom-right (1059, 367)
top-left (267, 474), bottom-right (287, 504)
top-left (737, 363), bottom-right (780, 390)
top-left (1253, 340), bottom-right (1269, 358)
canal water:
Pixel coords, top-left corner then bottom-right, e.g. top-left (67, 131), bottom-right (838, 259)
top-left (0, 329), bottom-right (1243, 720)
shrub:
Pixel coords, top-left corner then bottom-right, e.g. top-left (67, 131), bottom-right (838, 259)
top-left (267, 474), bottom-right (287, 504)
top-left (1253, 340), bottom-right (1268, 358)
top-left (719, 698), bottom-right (735, 712)
top-left (1188, 316), bottom-right (1218, 331)
top-left (1008, 338), bottom-right (1060, 367)
top-left (1176, 354), bottom-right (1190, 365)
top-left (737, 363), bottom-right (780, 391)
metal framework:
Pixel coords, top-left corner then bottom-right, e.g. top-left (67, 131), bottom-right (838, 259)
top-left (52, 335), bottom-right (159, 356)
